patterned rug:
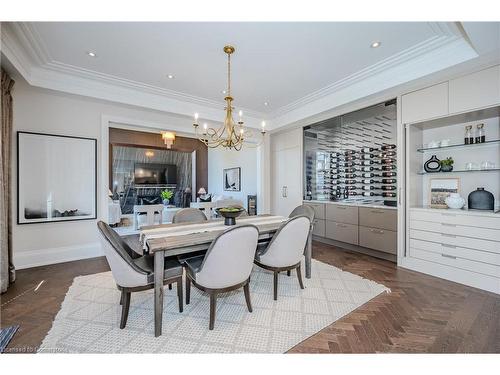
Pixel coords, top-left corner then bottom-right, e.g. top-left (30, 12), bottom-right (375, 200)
top-left (39, 259), bottom-right (389, 353)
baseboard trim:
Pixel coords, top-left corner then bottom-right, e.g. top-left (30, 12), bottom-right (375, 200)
top-left (312, 235), bottom-right (397, 262)
top-left (14, 242), bottom-right (103, 270)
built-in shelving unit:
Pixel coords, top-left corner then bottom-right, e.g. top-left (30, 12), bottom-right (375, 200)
top-left (416, 138), bottom-right (500, 153)
top-left (417, 168), bottom-right (500, 175)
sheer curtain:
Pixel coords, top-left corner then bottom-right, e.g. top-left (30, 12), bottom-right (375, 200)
top-left (1, 69), bottom-right (15, 293)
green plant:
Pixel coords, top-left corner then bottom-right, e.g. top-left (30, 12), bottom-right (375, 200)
top-left (161, 189), bottom-right (173, 200)
top-left (440, 157), bottom-right (454, 167)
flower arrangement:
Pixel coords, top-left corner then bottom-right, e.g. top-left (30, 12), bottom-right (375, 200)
top-left (440, 157), bottom-right (454, 172)
top-left (161, 189), bottom-right (173, 203)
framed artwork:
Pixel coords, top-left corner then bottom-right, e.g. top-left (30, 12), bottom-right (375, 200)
top-left (17, 131), bottom-right (97, 224)
top-left (428, 177), bottom-right (460, 209)
top-left (223, 167), bottom-right (241, 191)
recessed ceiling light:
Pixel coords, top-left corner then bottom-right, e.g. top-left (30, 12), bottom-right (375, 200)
top-left (87, 51), bottom-right (97, 57)
top-left (370, 41), bottom-right (381, 48)
top-left (264, 102), bottom-right (269, 106)
top-left (167, 74), bottom-right (175, 79)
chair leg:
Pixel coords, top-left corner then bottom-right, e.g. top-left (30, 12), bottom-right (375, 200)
top-left (296, 264), bottom-right (305, 290)
top-left (209, 293), bottom-right (217, 330)
top-left (176, 279), bottom-right (183, 313)
top-left (168, 283), bottom-right (172, 290)
top-left (120, 290), bottom-right (131, 329)
top-left (186, 277), bottom-right (191, 305)
top-left (287, 270), bottom-right (291, 277)
top-left (273, 271), bottom-right (278, 301)
top-left (119, 289), bottom-right (124, 305)
top-left (243, 281), bottom-right (252, 313)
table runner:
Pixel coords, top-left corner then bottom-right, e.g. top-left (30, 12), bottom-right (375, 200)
top-left (140, 215), bottom-right (287, 246)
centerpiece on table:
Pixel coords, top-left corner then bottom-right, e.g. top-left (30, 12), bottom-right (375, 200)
top-left (216, 206), bottom-right (245, 226)
top-left (161, 189), bottom-right (174, 206)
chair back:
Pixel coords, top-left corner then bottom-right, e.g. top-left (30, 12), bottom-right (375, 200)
top-left (172, 208), bottom-right (207, 223)
top-left (196, 225), bottom-right (259, 289)
top-left (259, 215), bottom-right (310, 268)
top-left (97, 221), bottom-right (148, 287)
top-left (214, 198), bottom-right (244, 209)
top-left (289, 204), bottom-right (315, 222)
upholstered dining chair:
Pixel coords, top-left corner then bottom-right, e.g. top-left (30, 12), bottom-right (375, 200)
top-left (172, 207), bottom-right (208, 223)
top-left (97, 221), bottom-right (183, 329)
top-left (254, 215), bottom-right (310, 300)
top-left (184, 225), bottom-right (259, 330)
top-left (289, 204), bottom-right (315, 222)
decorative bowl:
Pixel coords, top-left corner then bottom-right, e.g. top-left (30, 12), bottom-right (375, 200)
top-left (216, 206), bottom-right (245, 226)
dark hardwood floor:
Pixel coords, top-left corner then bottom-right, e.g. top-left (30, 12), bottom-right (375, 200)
top-left (1, 240), bottom-right (499, 353)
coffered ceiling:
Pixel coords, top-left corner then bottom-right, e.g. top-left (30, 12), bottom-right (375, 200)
top-left (1, 22), bottom-right (498, 130)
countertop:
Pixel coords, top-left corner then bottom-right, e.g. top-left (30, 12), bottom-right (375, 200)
top-left (410, 206), bottom-right (500, 217)
top-left (304, 199), bottom-right (398, 210)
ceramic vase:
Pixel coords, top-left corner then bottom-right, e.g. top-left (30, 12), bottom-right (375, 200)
top-left (424, 155), bottom-right (441, 173)
top-left (445, 193), bottom-right (465, 209)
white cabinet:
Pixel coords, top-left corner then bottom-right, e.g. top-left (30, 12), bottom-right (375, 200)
top-left (401, 82), bottom-right (449, 124)
top-left (449, 65), bottom-right (500, 114)
top-left (271, 128), bottom-right (303, 217)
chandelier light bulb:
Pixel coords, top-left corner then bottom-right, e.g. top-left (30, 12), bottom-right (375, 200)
top-left (203, 123), bottom-right (208, 130)
top-left (261, 121), bottom-right (266, 129)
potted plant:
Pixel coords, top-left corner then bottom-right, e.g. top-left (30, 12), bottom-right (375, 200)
top-left (440, 157), bottom-right (454, 172)
top-left (161, 189), bottom-right (174, 205)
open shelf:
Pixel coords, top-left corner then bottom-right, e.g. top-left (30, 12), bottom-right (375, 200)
top-left (417, 139), bottom-right (500, 153)
top-left (417, 168), bottom-right (500, 175)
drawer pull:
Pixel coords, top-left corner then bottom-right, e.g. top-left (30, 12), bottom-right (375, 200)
top-left (441, 244), bottom-right (456, 249)
top-left (336, 206), bottom-right (347, 210)
top-left (370, 229), bottom-right (384, 234)
top-left (441, 254), bottom-right (457, 260)
top-left (441, 213), bottom-right (456, 217)
top-left (336, 223), bottom-right (347, 228)
top-left (370, 210), bottom-right (384, 214)
top-left (441, 223), bottom-right (457, 227)
top-left (441, 233), bottom-right (456, 238)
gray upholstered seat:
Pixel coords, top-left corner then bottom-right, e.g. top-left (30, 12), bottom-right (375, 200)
top-left (254, 215), bottom-right (311, 300)
top-left (97, 221), bottom-right (184, 329)
top-left (172, 208), bottom-right (207, 223)
top-left (184, 224), bottom-right (259, 330)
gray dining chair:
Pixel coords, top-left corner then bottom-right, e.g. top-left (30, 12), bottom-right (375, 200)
top-left (172, 207), bottom-right (208, 223)
top-left (254, 215), bottom-right (310, 300)
top-left (184, 224), bottom-right (259, 330)
top-left (97, 221), bottom-right (183, 329)
top-left (289, 204), bottom-right (315, 222)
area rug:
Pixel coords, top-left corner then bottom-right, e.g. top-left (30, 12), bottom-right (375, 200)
top-left (39, 259), bottom-right (389, 353)
top-left (0, 325), bottom-right (19, 353)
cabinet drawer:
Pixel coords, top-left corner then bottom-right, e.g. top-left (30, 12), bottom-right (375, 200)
top-left (409, 247), bottom-right (500, 279)
top-left (410, 209), bottom-right (500, 230)
top-left (410, 238), bottom-right (500, 266)
top-left (359, 226), bottom-right (397, 254)
top-left (312, 218), bottom-right (325, 237)
top-left (306, 203), bottom-right (325, 220)
top-left (326, 204), bottom-right (358, 224)
top-left (409, 229), bottom-right (500, 254)
top-left (325, 221), bottom-right (358, 245)
top-left (359, 207), bottom-right (397, 231)
top-left (410, 219), bottom-right (500, 242)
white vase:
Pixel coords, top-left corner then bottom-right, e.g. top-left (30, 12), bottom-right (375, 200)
top-left (445, 193), bottom-right (465, 209)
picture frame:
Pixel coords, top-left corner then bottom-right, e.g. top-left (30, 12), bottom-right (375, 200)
top-left (17, 131), bottom-right (97, 224)
top-left (223, 167), bottom-right (241, 191)
top-left (428, 177), bottom-right (460, 209)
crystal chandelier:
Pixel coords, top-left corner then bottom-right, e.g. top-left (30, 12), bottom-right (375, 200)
top-left (193, 45), bottom-right (266, 150)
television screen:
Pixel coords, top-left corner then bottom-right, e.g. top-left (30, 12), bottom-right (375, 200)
top-left (134, 163), bottom-right (177, 185)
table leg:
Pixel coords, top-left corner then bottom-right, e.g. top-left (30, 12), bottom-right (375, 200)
top-left (154, 250), bottom-right (164, 337)
top-left (305, 229), bottom-right (312, 279)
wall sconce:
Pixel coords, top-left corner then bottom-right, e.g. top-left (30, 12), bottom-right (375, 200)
top-left (145, 150), bottom-right (155, 158)
top-left (161, 131), bottom-right (176, 149)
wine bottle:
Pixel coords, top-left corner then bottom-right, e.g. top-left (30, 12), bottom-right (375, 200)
top-left (381, 144), bottom-right (396, 151)
top-left (379, 150), bottom-right (396, 157)
top-left (381, 192), bottom-right (396, 197)
top-left (360, 154), bottom-right (374, 160)
top-left (362, 166), bottom-right (374, 172)
top-left (362, 172), bottom-right (381, 178)
top-left (361, 191), bottom-right (377, 197)
top-left (345, 173), bottom-right (358, 179)
top-left (381, 171), bottom-right (396, 177)
top-left (362, 179), bottom-right (377, 184)
top-left (381, 158), bottom-right (396, 164)
top-left (342, 168), bottom-right (357, 173)
top-left (381, 185), bottom-right (396, 191)
top-left (381, 178), bottom-right (397, 184)
top-left (344, 150), bottom-right (356, 155)
top-left (381, 165), bottom-right (396, 170)
top-left (360, 147), bottom-right (375, 153)
top-left (361, 185), bottom-right (376, 190)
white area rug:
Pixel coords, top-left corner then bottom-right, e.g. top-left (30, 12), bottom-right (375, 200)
top-left (39, 259), bottom-right (389, 353)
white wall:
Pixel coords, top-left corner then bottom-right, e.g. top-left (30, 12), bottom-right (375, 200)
top-left (11, 78), bottom-right (206, 269)
top-left (207, 147), bottom-right (258, 210)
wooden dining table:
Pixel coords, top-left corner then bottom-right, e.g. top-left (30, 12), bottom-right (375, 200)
top-left (140, 214), bottom-right (313, 337)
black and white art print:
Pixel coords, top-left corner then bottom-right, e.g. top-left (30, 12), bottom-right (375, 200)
top-left (223, 167), bottom-right (241, 192)
top-left (17, 132), bottom-right (97, 224)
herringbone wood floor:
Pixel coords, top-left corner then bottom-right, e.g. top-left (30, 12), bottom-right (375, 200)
top-left (1, 240), bottom-right (499, 353)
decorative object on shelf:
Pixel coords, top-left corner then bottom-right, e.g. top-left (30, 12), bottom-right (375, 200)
top-left (429, 177), bottom-right (460, 209)
top-left (197, 187), bottom-right (207, 202)
top-left (160, 189), bottom-right (173, 205)
top-left (17, 132), bottom-right (97, 224)
top-left (216, 206), bottom-right (245, 226)
top-left (468, 187), bottom-right (494, 210)
top-left (445, 193), bottom-right (465, 209)
top-left (440, 157), bottom-right (454, 172)
top-left (475, 123), bottom-right (485, 144)
top-left (464, 125), bottom-right (474, 145)
top-left (439, 139), bottom-right (451, 147)
top-left (465, 162), bottom-right (480, 171)
top-left (480, 161), bottom-right (496, 170)
top-left (424, 155), bottom-right (441, 173)
top-left (427, 140), bottom-right (439, 149)
top-left (160, 131), bottom-right (176, 149)
top-left (192, 45), bottom-right (266, 150)
top-left (223, 167), bottom-right (241, 191)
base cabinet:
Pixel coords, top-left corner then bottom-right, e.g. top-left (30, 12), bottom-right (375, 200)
top-left (325, 220), bottom-right (358, 245)
top-left (359, 226), bottom-right (397, 254)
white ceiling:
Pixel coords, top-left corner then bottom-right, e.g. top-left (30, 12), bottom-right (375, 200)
top-left (2, 22), bottom-right (498, 130)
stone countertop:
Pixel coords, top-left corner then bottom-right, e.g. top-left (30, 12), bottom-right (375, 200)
top-left (410, 205), bottom-right (500, 217)
top-left (304, 199), bottom-right (398, 210)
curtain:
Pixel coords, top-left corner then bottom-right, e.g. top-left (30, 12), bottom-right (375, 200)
top-left (1, 69), bottom-right (15, 293)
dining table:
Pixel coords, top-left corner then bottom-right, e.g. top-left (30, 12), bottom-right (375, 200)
top-left (140, 214), bottom-right (313, 337)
